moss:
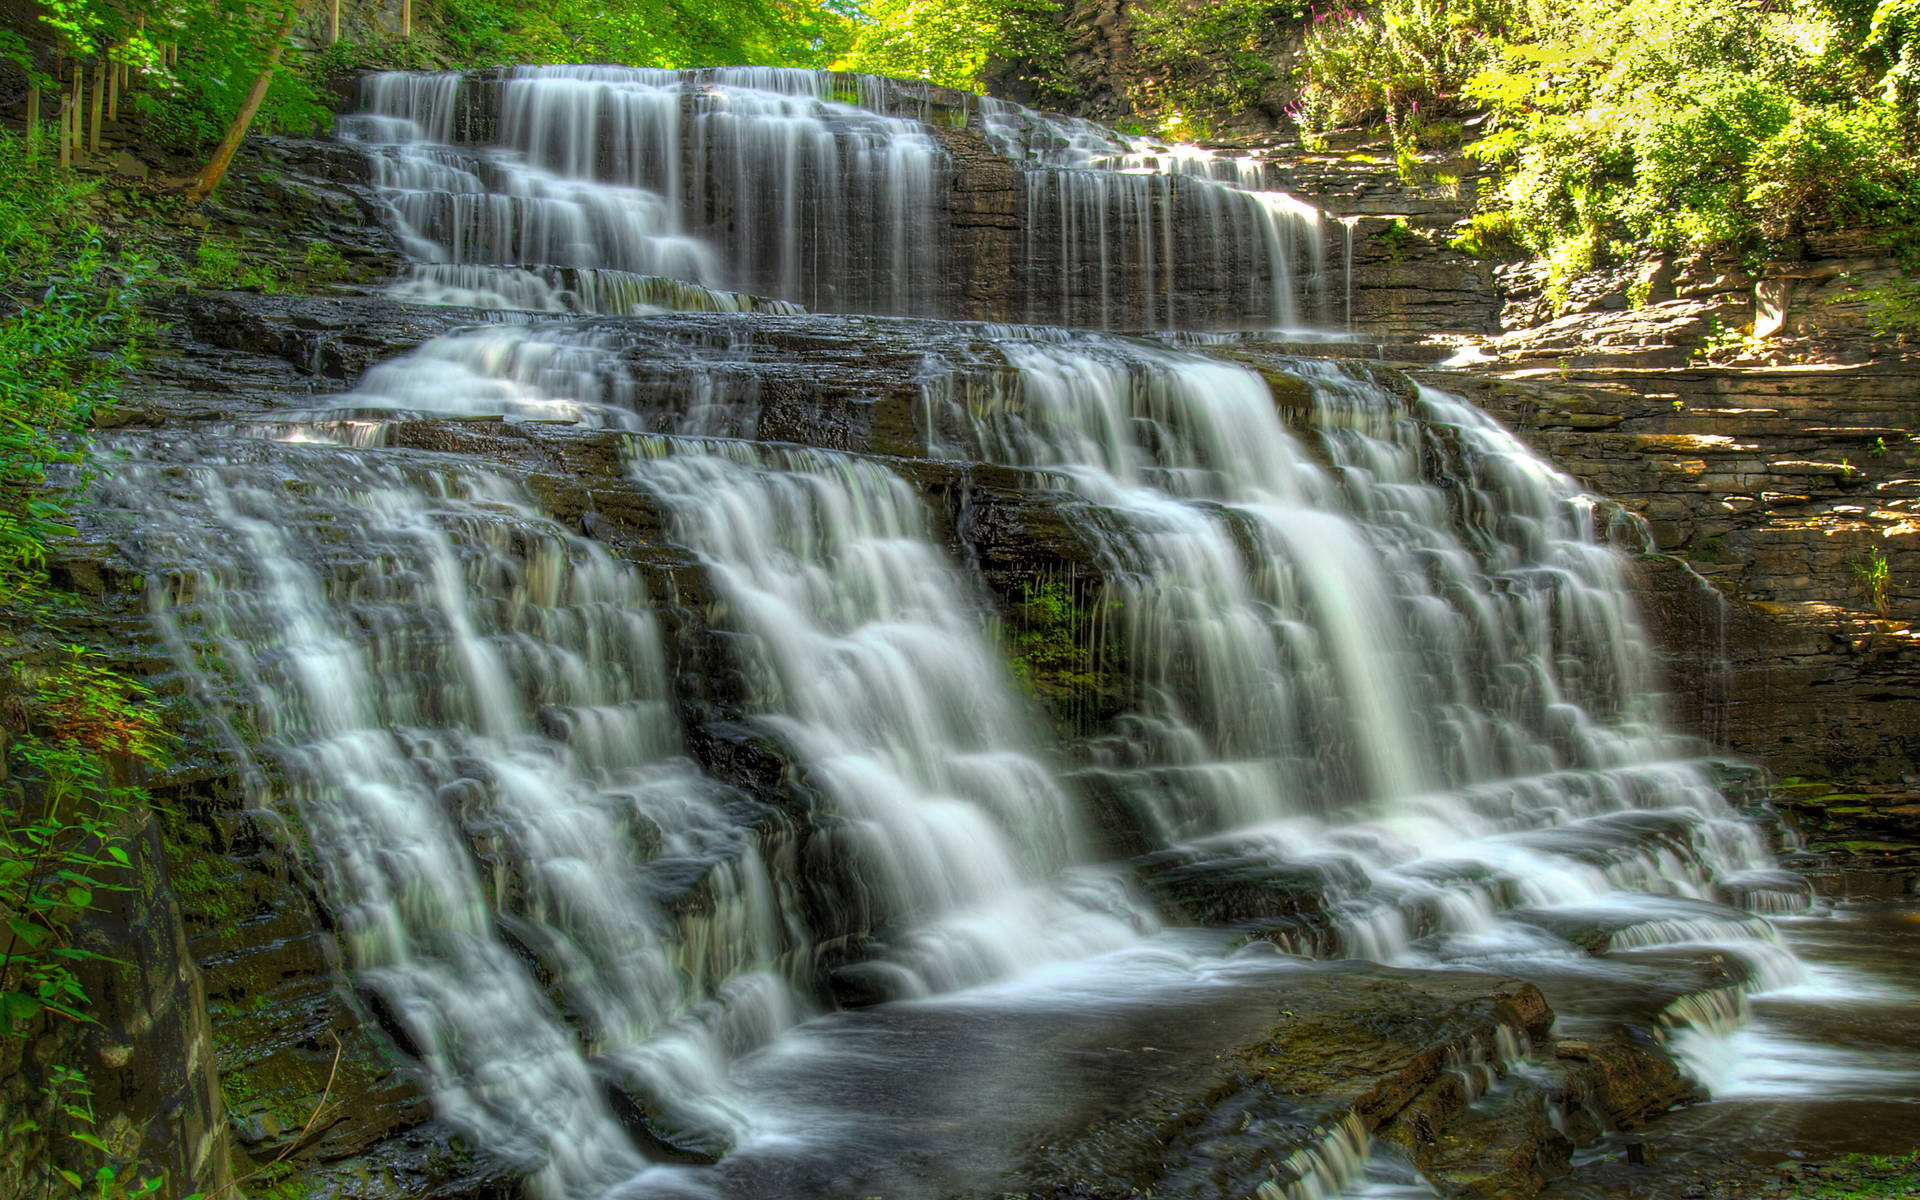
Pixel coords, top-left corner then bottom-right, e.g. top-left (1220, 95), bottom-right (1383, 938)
top-left (1809, 840), bottom-right (1918, 854)
top-left (1797, 1151), bottom-right (1920, 1200)
top-left (1004, 579), bottom-right (1120, 733)
top-left (1375, 218), bottom-right (1421, 263)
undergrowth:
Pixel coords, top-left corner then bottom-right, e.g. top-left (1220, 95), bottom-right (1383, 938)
top-left (0, 130), bottom-right (177, 1199)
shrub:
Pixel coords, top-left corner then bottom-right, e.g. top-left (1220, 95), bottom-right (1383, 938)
top-left (1133, 0), bottom-right (1308, 120)
top-left (1461, 0), bottom-right (1920, 272)
top-left (1293, 0), bottom-right (1513, 147)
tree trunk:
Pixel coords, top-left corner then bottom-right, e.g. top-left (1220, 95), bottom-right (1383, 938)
top-left (108, 54), bottom-right (120, 123)
top-left (402, 0), bottom-right (412, 38)
top-left (57, 95), bottom-right (70, 168)
top-left (183, 6), bottom-right (297, 202)
top-left (24, 85), bottom-right (40, 161)
top-left (329, 0), bottom-right (340, 42)
top-left (88, 58), bottom-right (105, 154)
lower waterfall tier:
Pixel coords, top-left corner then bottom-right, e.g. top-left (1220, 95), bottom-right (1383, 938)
top-left (83, 307), bottom-right (1858, 1200)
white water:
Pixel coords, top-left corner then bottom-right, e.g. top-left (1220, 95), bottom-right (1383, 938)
top-left (341, 68), bottom-right (1338, 329)
top-left (917, 334), bottom-right (1782, 977)
top-left (90, 60), bottom-right (1854, 1200)
top-left (629, 437), bottom-right (1148, 995)
top-left (110, 446), bottom-right (818, 1187)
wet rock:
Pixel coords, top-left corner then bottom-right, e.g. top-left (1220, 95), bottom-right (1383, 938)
top-left (1004, 967), bottom-right (1553, 1199)
top-left (599, 1070), bottom-right (735, 1165)
top-left (827, 960), bottom-right (925, 1009)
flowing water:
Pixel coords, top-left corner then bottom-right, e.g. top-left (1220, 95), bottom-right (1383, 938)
top-left (92, 65), bottom-right (1888, 1200)
top-left (338, 67), bottom-right (1337, 329)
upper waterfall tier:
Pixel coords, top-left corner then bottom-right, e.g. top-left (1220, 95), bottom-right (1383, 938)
top-left (339, 67), bottom-right (1343, 330)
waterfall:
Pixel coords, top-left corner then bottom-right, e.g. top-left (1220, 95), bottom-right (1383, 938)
top-left (916, 333), bottom-right (1771, 959)
top-left (104, 442), bottom-right (822, 1183)
top-left (341, 67), bottom-right (946, 316)
top-left (979, 98), bottom-right (1332, 329)
top-left (341, 68), bottom-right (1336, 329)
top-left (630, 439), bottom-right (1147, 997)
top-left (90, 56), bottom-right (1846, 1200)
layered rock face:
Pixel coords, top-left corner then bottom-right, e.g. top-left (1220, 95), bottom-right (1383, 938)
top-left (34, 64), bottom-right (1907, 1200)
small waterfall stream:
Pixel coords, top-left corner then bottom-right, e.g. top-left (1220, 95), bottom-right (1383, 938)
top-left (86, 63), bottom-right (1885, 1200)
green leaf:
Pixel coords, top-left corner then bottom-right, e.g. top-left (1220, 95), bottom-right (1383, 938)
top-left (0, 990), bottom-right (43, 1026)
top-left (5, 916), bottom-right (51, 949)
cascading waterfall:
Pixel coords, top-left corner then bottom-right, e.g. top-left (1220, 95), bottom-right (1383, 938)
top-left (341, 68), bottom-right (1337, 329)
top-left (89, 56), bottom-right (1865, 1200)
top-left (342, 66), bottom-right (946, 316)
top-left (103, 442), bottom-right (829, 1186)
top-left (917, 334), bottom-right (1777, 963)
top-left (978, 98), bottom-right (1334, 329)
top-left (629, 438), bottom-right (1147, 996)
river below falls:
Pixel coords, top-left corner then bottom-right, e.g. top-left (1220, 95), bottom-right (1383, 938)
top-left (1545, 900), bottom-right (1920, 1199)
top-left (541, 902), bottom-right (1919, 1200)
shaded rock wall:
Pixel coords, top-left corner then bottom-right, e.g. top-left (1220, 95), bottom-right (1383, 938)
top-left (0, 805), bottom-right (232, 1200)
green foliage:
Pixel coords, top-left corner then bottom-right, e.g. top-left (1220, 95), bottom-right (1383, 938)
top-left (1461, 0), bottom-right (1920, 270)
top-left (1133, 0), bottom-right (1308, 120)
top-left (836, 0), bottom-right (1064, 91)
top-left (1853, 545), bottom-right (1893, 614)
top-left (1004, 580), bottom-right (1113, 723)
top-left (192, 236), bottom-right (287, 292)
top-left (0, 138), bottom-right (154, 591)
top-left (1374, 216), bottom-right (1419, 260)
top-left (1448, 209), bottom-right (1518, 257)
top-left (1293, 0), bottom-right (1514, 149)
top-left (1797, 1150), bottom-right (1920, 1199)
top-left (430, 0), bottom-right (854, 71)
top-left (2, 652), bottom-right (170, 1199)
top-left (0, 130), bottom-right (173, 1200)
top-left (1292, 0), bottom-right (1920, 310)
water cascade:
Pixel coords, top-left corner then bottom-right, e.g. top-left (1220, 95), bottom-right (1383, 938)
top-left (84, 63), bottom-right (1873, 1200)
top-left (109, 444), bottom-right (815, 1181)
top-left (628, 439), bottom-right (1146, 995)
top-left (915, 333), bottom-right (1775, 962)
top-left (341, 67), bottom-right (1335, 328)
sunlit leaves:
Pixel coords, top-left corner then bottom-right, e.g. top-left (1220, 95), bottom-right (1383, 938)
top-left (834, 0), bottom-right (1061, 89)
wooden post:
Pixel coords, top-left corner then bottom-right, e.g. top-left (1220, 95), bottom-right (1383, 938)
top-left (24, 85), bottom-right (40, 161)
top-left (70, 59), bottom-right (84, 161)
top-left (57, 95), bottom-right (71, 168)
top-left (89, 58), bottom-right (105, 154)
top-left (329, 0), bottom-right (340, 42)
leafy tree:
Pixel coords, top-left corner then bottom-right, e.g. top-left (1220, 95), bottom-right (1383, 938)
top-left (1457, 0), bottom-right (1920, 268)
top-left (431, 0), bottom-right (855, 68)
top-left (835, 0), bottom-right (1062, 89)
